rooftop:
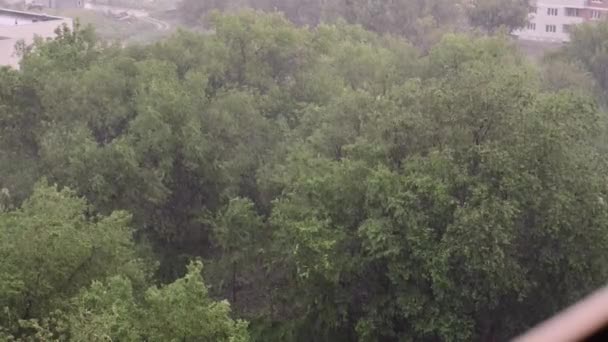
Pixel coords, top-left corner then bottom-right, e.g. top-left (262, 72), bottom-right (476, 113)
top-left (0, 8), bottom-right (62, 27)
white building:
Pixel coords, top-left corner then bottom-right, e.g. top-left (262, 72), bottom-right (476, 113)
top-left (0, 8), bottom-right (72, 68)
top-left (515, 0), bottom-right (608, 42)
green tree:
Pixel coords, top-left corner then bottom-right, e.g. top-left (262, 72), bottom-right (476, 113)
top-left (0, 68), bottom-right (42, 204)
top-left (69, 276), bottom-right (140, 341)
top-left (553, 20), bottom-right (608, 105)
top-left (467, 0), bottom-right (529, 33)
top-left (3, 12), bottom-right (608, 342)
top-left (323, 0), bottom-right (464, 50)
top-left (260, 34), bottom-right (608, 341)
top-left (177, 0), bottom-right (228, 25)
top-left (0, 182), bottom-right (145, 338)
top-left (69, 261), bottom-right (249, 342)
top-left (207, 198), bottom-right (266, 308)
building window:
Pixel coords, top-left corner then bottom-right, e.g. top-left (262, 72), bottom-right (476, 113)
top-left (592, 10), bottom-right (602, 19)
top-left (547, 8), bottom-right (558, 16)
top-left (563, 24), bottom-right (572, 33)
top-left (531, 6), bottom-right (537, 13)
top-left (565, 8), bottom-right (580, 17)
top-left (546, 24), bottom-right (557, 33)
top-left (527, 22), bottom-right (536, 30)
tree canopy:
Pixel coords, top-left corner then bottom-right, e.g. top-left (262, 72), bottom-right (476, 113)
top-left (177, 0), bottom-right (466, 50)
top-left (1, 9), bottom-right (608, 342)
top-left (549, 20), bottom-right (608, 107)
top-left (466, 0), bottom-right (529, 33)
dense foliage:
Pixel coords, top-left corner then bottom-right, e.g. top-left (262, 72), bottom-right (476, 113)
top-left (177, 0), bottom-right (529, 49)
top-left (548, 20), bottom-right (608, 107)
top-left (178, 0), bottom-right (463, 50)
top-left (1, 9), bottom-right (608, 341)
top-left (465, 0), bottom-right (529, 34)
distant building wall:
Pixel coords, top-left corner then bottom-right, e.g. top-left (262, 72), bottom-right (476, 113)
top-left (515, 0), bottom-right (608, 42)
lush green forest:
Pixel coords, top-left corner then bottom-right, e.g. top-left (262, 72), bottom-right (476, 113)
top-left (3, 3), bottom-right (608, 341)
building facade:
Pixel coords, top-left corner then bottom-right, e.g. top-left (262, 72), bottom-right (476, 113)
top-left (0, 9), bottom-right (72, 68)
top-left (515, 0), bottom-right (608, 42)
